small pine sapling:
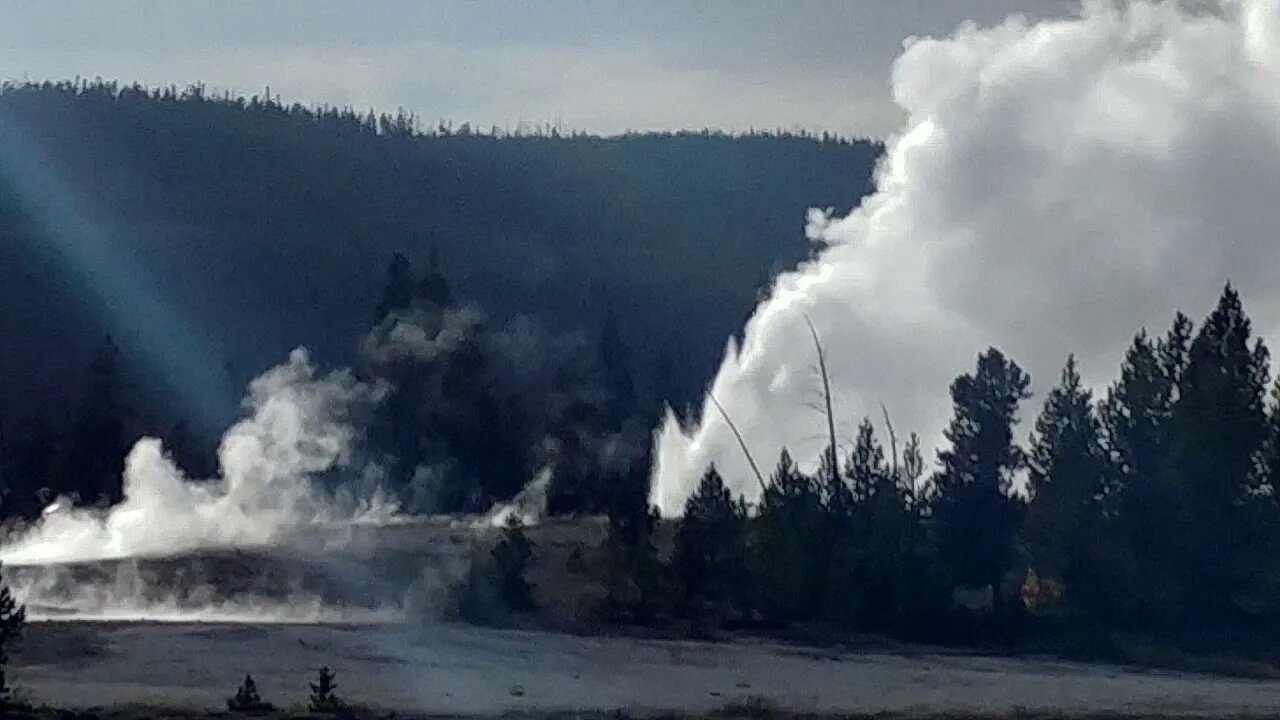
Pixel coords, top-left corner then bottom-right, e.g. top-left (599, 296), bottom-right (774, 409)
top-left (227, 673), bottom-right (273, 713)
top-left (308, 665), bottom-right (346, 713)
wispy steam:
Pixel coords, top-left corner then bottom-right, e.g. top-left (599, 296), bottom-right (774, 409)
top-left (654, 0), bottom-right (1280, 513)
top-left (362, 305), bottom-right (642, 516)
top-left (360, 306), bottom-right (486, 366)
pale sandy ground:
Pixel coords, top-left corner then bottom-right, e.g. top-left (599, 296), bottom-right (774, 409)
top-left (10, 621), bottom-right (1280, 717)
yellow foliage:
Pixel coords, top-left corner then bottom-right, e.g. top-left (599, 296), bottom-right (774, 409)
top-left (1021, 568), bottom-right (1065, 614)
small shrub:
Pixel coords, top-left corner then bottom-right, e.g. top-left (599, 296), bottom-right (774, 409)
top-left (710, 695), bottom-right (781, 719)
top-left (226, 673), bottom-right (274, 714)
top-left (492, 515), bottom-right (535, 611)
top-left (308, 665), bottom-right (346, 714)
top-left (455, 517), bottom-right (537, 624)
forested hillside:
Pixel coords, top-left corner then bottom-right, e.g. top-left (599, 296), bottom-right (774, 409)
top-left (0, 79), bottom-right (878, 520)
top-left (0, 79), bottom-right (879, 431)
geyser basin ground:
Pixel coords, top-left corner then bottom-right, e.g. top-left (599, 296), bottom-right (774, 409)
top-left (9, 518), bottom-right (1280, 716)
top-left (13, 621), bottom-right (1280, 716)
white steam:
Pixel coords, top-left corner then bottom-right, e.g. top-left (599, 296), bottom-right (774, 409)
top-left (1, 348), bottom-right (396, 566)
top-left (654, 0), bottom-right (1280, 514)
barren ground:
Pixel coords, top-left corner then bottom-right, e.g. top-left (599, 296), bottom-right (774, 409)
top-left (11, 621), bottom-right (1280, 718)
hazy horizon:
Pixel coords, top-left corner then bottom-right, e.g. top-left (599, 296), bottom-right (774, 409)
top-left (0, 0), bottom-right (1076, 140)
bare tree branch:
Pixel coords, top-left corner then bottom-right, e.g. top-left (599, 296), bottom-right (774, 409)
top-left (803, 313), bottom-right (839, 487)
top-left (710, 394), bottom-right (767, 495)
top-left (880, 402), bottom-right (899, 480)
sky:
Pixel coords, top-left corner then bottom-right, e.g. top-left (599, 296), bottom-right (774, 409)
top-left (0, 0), bottom-right (1076, 139)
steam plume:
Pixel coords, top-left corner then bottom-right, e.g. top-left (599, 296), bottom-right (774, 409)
top-left (1, 348), bottom-right (394, 566)
top-left (654, 0), bottom-right (1280, 514)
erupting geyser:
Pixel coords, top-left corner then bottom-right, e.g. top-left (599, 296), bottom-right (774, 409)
top-left (0, 350), bottom-right (416, 621)
top-left (1, 348), bottom-right (394, 568)
top-left (654, 0), bottom-right (1280, 514)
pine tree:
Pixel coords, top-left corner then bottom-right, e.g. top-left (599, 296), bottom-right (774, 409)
top-left (900, 432), bottom-right (926, 509)
top-left (599, 305), bottom-right (638, 431)
top-left (167, 419), bottom-right (214, 479)
top-left (932, 348), bottom-right (1030, 592)
top-left (1098, 321), bottom-right (1185, 625)
top-left (889, 431), bottom-right (937, 634)
top-left (0, 415), bottom-right (54, 519)
top-left (647, 351), bottom-right (679, 422)
top-left (603, 502), bottom-right (667, 625)
top-left (1100, 329), bottom-right (1175, 514)
top-left (1258, 376), bottom-right (1280, 496)
top-left (752, 449), bottom-right (826, 621)
top-left (839, 419), bottom-right (909, 629)
top-left (601, 443), bottom-right (668, 625)
top-left (491, 515), bottom-right (535, 611)
top-left (373, 252), bottom-right (415, 322)
top-left (1022, 355), bottom-right (1113, 622)
top-left (845, 419), bottom-right (888, 504)
top-left (1158, 311), bottom-right (1193, 391)
top-left (308, 666), bottom-right (344, 713)
top-left (674, 465), bottom-right (748, 626)
top-left (1251, 376), bottom-right (1280, 620)
top-left (416, 245), bottom-right (453, 310)
top-left (1166, 284), bottom-right (1273, 622)
top-left (0, 570), bottom-right (24, 704)
top-left (227, 673), bottom-right (272, 713)
top-left (55, 336), bottom-right (133, 505)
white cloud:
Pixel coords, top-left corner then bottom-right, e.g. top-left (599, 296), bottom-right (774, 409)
top-left (653, 0), bottom-right (1280, 514)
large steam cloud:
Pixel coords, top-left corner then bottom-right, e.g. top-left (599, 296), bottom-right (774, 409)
top-left (1, 348), bottom-right (394, 566)
top-left (654, 0), bottom-right (1280, 514)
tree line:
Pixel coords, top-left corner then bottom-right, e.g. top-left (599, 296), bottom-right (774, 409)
top-left (5, 251), bottom-right (1280, 662)
top-left (647, 284), bottom-right (1280, 653)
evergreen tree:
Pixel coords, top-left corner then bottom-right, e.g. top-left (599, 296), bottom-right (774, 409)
top-left (900, 432), bottom-right (926, 509)
top-left (56, 336), bottom-right (134, 505)
top-left (1258, 375), bottom-right (1280, 497)
top-left (308, 666), bottom-right (344, 713)
top-left (602, 502), bottom-right (667, 625)
top-left (752, 449), bottom-right (826, 621)
top-left (1100, 329), bottom-right (1176, 511)
top-left (839, 419), bottom-right (909, 629)
top-left (844, 419), bottom-right (887, 504)
top-left (0, 569), bottom-right (24, 704)
top-left (601, 442), bottom-right (668, 625)
top-left (227, 674), bottom-right (272, 713)
top-left (932, 348), bottom-right (1030, 592)
top-left (491, 515), bottom-right (535, 611)
top-left (599, 305), bottom-right (638, 431)
top-left (166, 419), bottom-right (214, 479)
top-left (1022, 355), bottom-right (1114, 622)
top-left (1098, 322), bottom-right (1183, 625)
top-left (416, 245), bottom-right (454, 310)
top-left (647, 351), bottom-right (679, 422)
top-left (674, 465), bottom-right (748, 626)
top-left (1158, 311), bottom-right (1193, 391)
top-left (0, 415), bottom-right (54, 518)
top-left (435, 335), bottom-right (529, 510)
top-left (888, 430), bottom-right (939, 635)
top-left (1166, 284), bottom-right (1273, 622)
top-left (373, 252), bottom-right (415, 322)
